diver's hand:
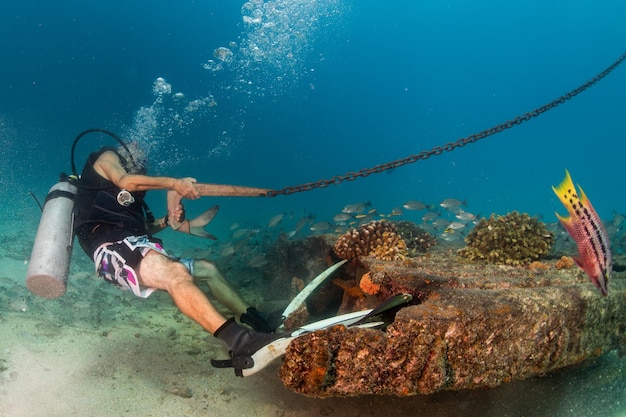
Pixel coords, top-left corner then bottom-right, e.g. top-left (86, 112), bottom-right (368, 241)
top-left (167, 203), bottom-right (186, 224)
top-left (174, 177), bottom-right (200, 200)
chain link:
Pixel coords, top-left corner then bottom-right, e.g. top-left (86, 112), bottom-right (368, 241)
top-left (266, 53), bottom-right (626, 197)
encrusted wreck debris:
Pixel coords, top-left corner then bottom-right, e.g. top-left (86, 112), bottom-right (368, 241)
top-left (278, 251), bottom-right (626, 397)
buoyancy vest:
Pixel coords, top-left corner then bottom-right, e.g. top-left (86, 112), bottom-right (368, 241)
top-left (73, 147), bottom-right (150, 255)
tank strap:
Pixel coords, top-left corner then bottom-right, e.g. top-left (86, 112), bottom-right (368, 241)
top-left (44, 188), bottom-right (76, 205)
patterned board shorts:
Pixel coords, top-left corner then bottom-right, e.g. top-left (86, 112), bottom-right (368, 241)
top-left (93, 235), bottom-right (193, 298)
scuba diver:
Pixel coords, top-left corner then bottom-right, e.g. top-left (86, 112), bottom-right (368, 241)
top-left (26, 129), bottom-right (416, 377)
top-left (70, 134), bottom-right (279, 376)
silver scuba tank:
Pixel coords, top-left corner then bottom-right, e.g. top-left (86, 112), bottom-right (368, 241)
top-left (26, 181), bottom-right (77, 298)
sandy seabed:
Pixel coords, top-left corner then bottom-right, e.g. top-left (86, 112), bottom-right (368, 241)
top-left (2, 254), bottom-right (626, 417)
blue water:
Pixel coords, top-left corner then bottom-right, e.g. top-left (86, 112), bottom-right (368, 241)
top-left (1, 0), bottom-right (625, 415)
top-left (2, 0), bottom-right (624, 227)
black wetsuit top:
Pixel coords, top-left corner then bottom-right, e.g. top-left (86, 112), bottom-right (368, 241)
top-left (73, 147), bottom-right (149, 256)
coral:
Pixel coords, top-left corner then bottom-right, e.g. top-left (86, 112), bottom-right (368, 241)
top-left (457, 211), bottom-right (553, 266)
top-left (528, 261), bottom-right (551, 273)
top-left (290, 277), bottom-right (305, 298)
top-left (333, 220), bottom-right (407, 262)
top-left (555, 256), bottom-right (575, 270)
top-left (283, 304), bottom-right (310, 330)
top-left (359, 272), bottom-right (381, 295)
top-left (333, 278), bottom-right (365, 298)
top-left (393, 220), bottom-right (437, 254)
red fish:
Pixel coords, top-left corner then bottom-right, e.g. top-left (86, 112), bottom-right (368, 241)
top-left (552, 170), bottom-right (611, 296)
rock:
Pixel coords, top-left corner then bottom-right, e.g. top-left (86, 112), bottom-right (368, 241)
top-left (279, 251), bottom-right (626, 397)
top-left (166, 384), bottom-right (193, 398)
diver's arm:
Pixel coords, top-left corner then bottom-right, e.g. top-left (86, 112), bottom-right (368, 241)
top-left (94, 151), bottom-right (200, 199)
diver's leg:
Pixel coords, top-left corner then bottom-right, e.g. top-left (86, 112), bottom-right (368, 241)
top-left (192, 259), bottom-right (249, 316)
top-left (193, 260), bottom-right (274, 332)
top-left (137, 251), bottom-right (226, 334)
top-left (134, 250), bottom-right (280, 375)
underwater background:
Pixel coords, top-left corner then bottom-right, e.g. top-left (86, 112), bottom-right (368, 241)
top-left (0, 1), bottom-right (625, 416)
top-left (1, 0), bottom-right (624, 232)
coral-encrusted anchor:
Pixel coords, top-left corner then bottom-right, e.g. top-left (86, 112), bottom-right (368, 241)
top-left (226, 293), bottom-right (413, 377)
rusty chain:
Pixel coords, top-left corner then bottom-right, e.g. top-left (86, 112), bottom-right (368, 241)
top-left (266, 52), bottom-right (626, 197)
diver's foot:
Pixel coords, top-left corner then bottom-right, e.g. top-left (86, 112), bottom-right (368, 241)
top-left (212, 317), bottom-right (286, 376)
top-left (240, 307), bottom-right (282, 333)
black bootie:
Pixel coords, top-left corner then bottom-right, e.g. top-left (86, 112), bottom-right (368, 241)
top-left (240, 307), bottom-right (275, 333)
top-left (211, 318), bottom-right (282, 376)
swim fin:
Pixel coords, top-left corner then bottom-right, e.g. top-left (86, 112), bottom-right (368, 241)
top-left (214, 293), bottom-right (413, 377)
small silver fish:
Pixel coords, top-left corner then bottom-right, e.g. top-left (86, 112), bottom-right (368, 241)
top-left (439, 232), bottom-right (462, 242)
top-left (440, 198), bottom-right (466, 209)
top-left (219, 244), bottom-right (235, 257)
top-left (403, 200), bottom-right (426, 210)
top-left (310, 222), bottom-right (331, 232)
top-left (247, 254), bottom-right (268, 268)
top-left (333, 213), bottom-right (352, 222)
top-left (356, 214), bottom-right (375, 224)
top-left (455, 211), bottom-right (476, 221)
top-left (422, 211), bottom-right (439, 222)
top-left (447, 221), bottom-right (466, 230)
top-left (267, 213), bottom-right (284, 228)
top-left (432, 218), bottom-right (451, 228)
top-left (231, 228), bottom-right (250, 239)
top-left (341, 201), bottom-right (371, 214)
top-left (389, 207), bottom-right (403, 216)
top-left (295, 215), bottom-right (314, 232)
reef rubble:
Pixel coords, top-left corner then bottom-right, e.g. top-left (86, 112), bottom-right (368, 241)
top-left (278, 249), bottom-right (626, 397)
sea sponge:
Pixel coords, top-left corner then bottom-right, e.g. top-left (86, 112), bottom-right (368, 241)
top-left (333, 220), bottom-right (407, 262)
top-left (457, 211), bottom-right (553, 266)
top-left (555, 256), bottom-right (575, 270)
top-left (393, 220), bottom-right (437, 255)
top-left (359, 272), bottom-right (382, 295)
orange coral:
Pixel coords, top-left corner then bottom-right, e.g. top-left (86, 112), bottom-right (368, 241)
top-left (555, 256), bottom-right (575, 270)
top-left (333, 278), bottom-right (365, 298)
top-left (528, 261), bottom-right (550, 272)
top-left (359, 272), bottom-right (381, 295)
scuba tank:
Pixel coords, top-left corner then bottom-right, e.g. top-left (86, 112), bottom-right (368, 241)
top-left (26, 180), bottom-right (77, 298)
top-left (26, 129), bottom-right (138, 298)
